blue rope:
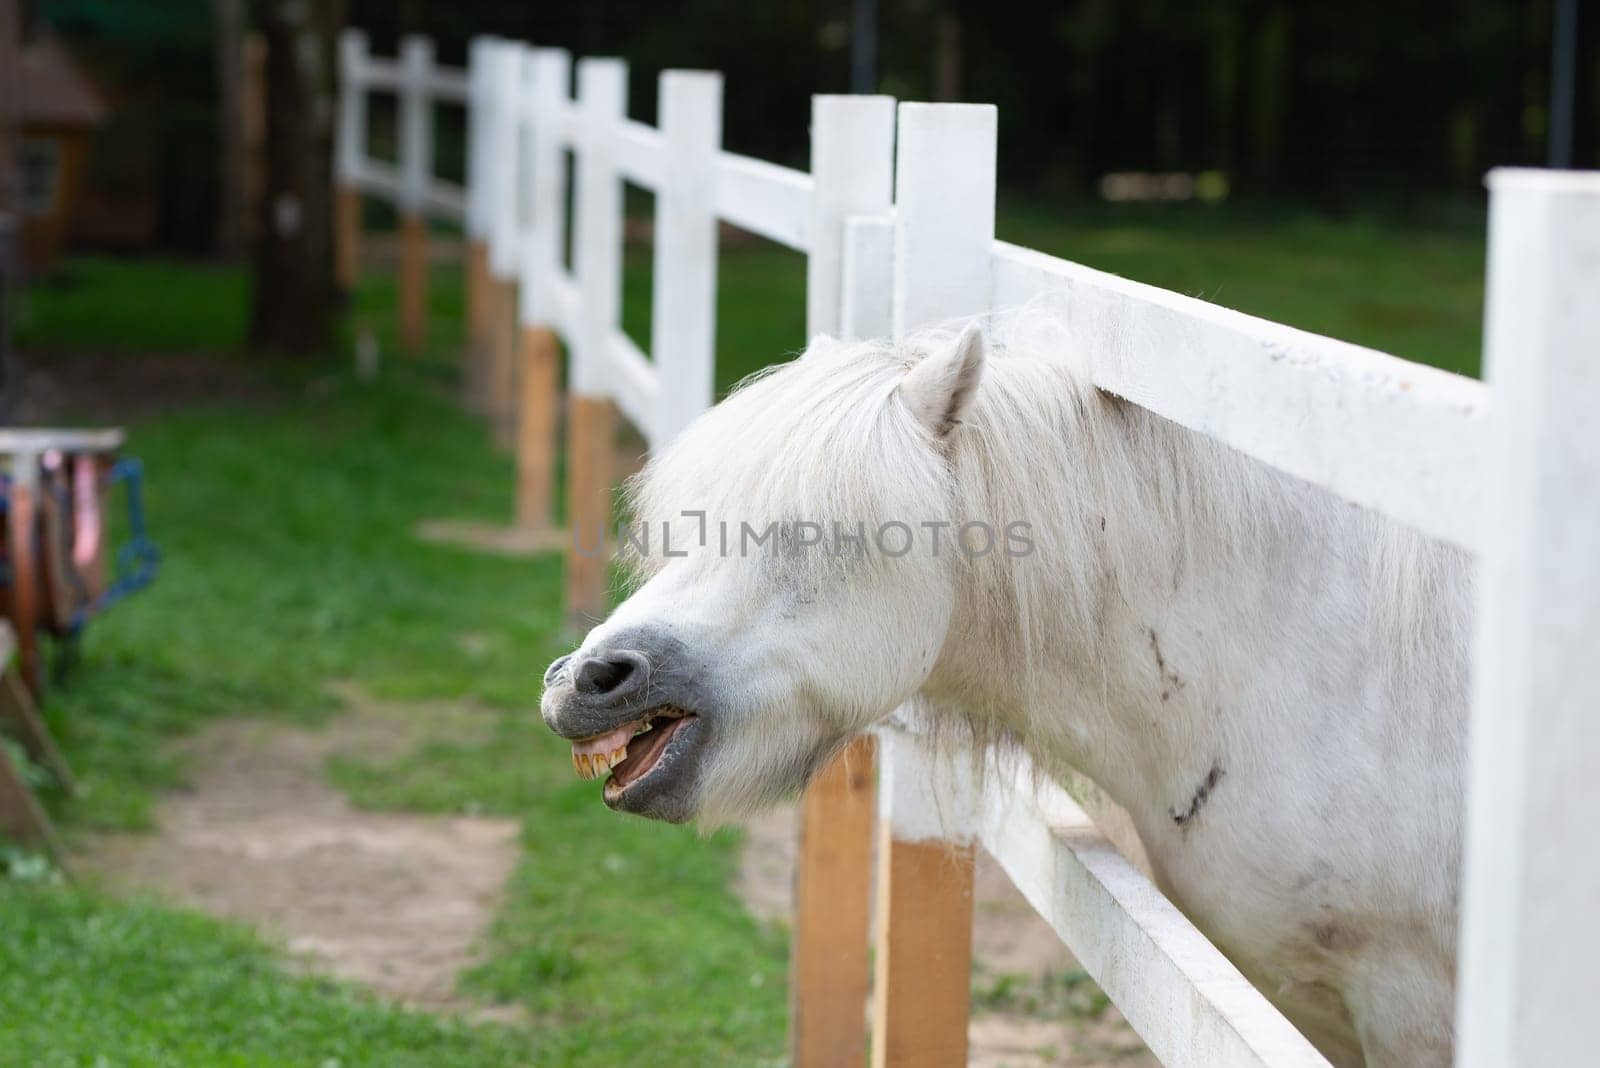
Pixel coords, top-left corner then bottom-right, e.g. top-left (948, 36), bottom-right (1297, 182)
top-left (84, 458), bottom-right (162, 622)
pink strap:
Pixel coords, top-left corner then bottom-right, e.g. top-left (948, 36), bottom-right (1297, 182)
top-left (73, 455), bottom-right (102, 569)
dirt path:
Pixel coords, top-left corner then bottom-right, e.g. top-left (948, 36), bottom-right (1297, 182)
top-left (74, 688), bottom-right (522, 1021)
top-left (71, 682), bottom-right (1154, 1062)
top-left (738, 805), bottom-right (1156, 1067)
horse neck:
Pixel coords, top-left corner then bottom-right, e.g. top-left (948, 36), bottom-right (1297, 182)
top-left (930, 370), bottom-right (1376, 811)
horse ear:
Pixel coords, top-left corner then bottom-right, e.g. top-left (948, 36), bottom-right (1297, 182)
top-left (897, 322), bottom-right (987, 439)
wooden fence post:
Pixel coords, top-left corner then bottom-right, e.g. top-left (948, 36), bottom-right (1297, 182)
top-left (650, 70), bottom-right (722, 446)
top-left (790, 92), bottom-right (896, 1068)
top-left (397, 34), bottom-right (433, 356)
top-left (334, 29), bottom-right (367, 292)
top-left (516, 328), bottom-right (559, 530)
top-left (1456, 169), bottom-right (1600, 1067)
top-left (867, 101), bottom-right (996, 1068)
top-left (872, 727), bottom-right (978, 1068)
top-left (4, 470), bottom-right (39, 694)
top-left (561, 54), bottom-right (621, 623)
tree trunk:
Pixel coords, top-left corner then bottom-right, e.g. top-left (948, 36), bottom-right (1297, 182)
top-left (215, 0), bottom-right (248, 259)
top-left (0, 0), bottom-right (20, 217)
top-left (248, 0), bottom-right (342, 354)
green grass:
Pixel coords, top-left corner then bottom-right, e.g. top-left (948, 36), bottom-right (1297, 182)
top-left (1, 202), bottom-right (1487, 1065)
top-left (0, 884), bottom-right (536, 1067)
top-left (15, 258), bottom-right (250, 353)
top-left (6, 256), bottom-right (789, 1064)
top-left (996, 202), bottom-right (1485, 377)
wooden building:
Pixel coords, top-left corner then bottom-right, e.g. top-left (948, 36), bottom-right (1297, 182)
top-left (18, 33), bottom-right (106, 272)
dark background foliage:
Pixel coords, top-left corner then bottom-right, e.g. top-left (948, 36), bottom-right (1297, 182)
top-left (26, 0), bottom-right (1600, 252)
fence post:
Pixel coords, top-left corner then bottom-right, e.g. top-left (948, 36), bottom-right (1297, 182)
top-left (522, 48), bottom-right (583, 533)
top-left (397, 34), bottom-right (434, 356)
top-left (1456, 169), bottom-right (1600, 1067)
top-left (868, 101), bottom-right (996, 1068)
top-left (560, 54), bottom-right (624, 623)
top-left (789, 93), bottom-right (895, 1068)
top-left (334, 29), bottom-right (367, 293)
top-left (871, 727), bottom-right (978, 1068)
top-left (650, 71), bottom-right (722, 446)
top-left (481, 44), bottom-right (524, 445)
top-left (462, 35), bottom-right (495, 410)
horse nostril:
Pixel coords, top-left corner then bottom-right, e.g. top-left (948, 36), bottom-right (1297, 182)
top-left (543, 654), bottom-right (573, 689)
top-left (573, 651), bottom-right (644, 697)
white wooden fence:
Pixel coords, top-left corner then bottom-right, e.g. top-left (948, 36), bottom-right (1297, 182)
top-left (337, 29), bottom-right (1600, 1068)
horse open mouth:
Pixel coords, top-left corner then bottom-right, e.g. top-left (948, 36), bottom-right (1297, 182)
top-left (569, 706), bottom-right (699, 798)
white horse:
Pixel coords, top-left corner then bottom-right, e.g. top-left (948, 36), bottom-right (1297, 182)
top-left (541, 320), bottom-right (1469, 1067)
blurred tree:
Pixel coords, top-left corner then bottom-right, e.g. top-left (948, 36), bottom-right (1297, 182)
top-left (248, 0), bottom-right (342, 353)
top-left (214, 0), bottom-right (247, 259)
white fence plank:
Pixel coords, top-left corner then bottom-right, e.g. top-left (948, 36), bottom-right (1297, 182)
top-left (608, 330), bottom-right (663, 436)
top-left (616, 118), bottom-right (664, 188)
top-left (974, 754), bottom-right (1332, 1068)
top-left (520, 48), bottom-right (572, 328)
top-left (465, 37), bottom-right (494, 239)
top-left (423, 182), bottom-right (466, 222)
top-left (358, 55), bottom-right (402, 90)
top-left (398, 36), bottom-right (434, 214)
top-left (714, 151), bottom-right (813, 252)
top-left (650, 71), bottom-right (723, 445)
top-left (568, 57), bottom-right (627, 399)
top-left (806, 95), bottom-right (895, 338)
top-left (336, 30), bottom-right (369, 186)
top-left (991, 242), bottom-right (1488, 550)
top-left (486, 41), bottom-right (523, 278)
top-left (840, 213), bottom-right (893, 342)
top-left (426, 69), bottom-right (470, 102)
top-left (1456, 168), bottom-right (1600, 1068)
top-left (893, 103), bottom-right (997, 333)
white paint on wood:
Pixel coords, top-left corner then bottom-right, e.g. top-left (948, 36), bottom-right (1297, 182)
top-left (336, 30), bottom-right (369, 185)
top-left (893, 103), bottom-right (996, 334)
top-left (608, 329), bottom-right (663, 440)
top-left (568, 57), bottom-right (627, 398)
top-left (398, 35), bottom-right (435, 214)
top-left (616, 118), bottom-right (664, 188)
top-left (424, 181), bottom-right (467, 222)
top-left (650, 70), bottom-right (723, 445)
top-left (486, 41), bottom-right (524, 278)
top-left (357, 56), bottom-right (402, 90)
top-left (1456, 167), bottom-right (1600, 1068)
top-left (465, 36), bottom-right (494, 238)
top-left (991, 241), bottom-right (1488, 550)
top-left (806, 95), bottom-right (895, 338)
top-left (519, 48), bottom-right (572, 326)
top-left (971, 751), bottom-right (1332, 1068)
top-left (426, 69), bottom-right (470, 102)
top-left (355, 160), bottom-right (400, 201)
top-left (840, 213), bottom-right (894, 342)
top-left (714, 151), bottom-right (814, 251)
top-left (874, 722), bottom-right (977, 844)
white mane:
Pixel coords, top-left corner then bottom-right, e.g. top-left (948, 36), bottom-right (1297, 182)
top-left (628, 311), bottom-right (1470, 751)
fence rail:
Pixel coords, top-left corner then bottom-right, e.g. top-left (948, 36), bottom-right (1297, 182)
top-left (336, 28), bottom-right (1600, 1067)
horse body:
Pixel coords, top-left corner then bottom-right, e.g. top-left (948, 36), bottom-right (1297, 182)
top-left (541, 322), bottom-right (1470, 1067)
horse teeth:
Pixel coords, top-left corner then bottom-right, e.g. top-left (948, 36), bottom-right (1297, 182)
top-left (607, 747), bottom-right (627, 769)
